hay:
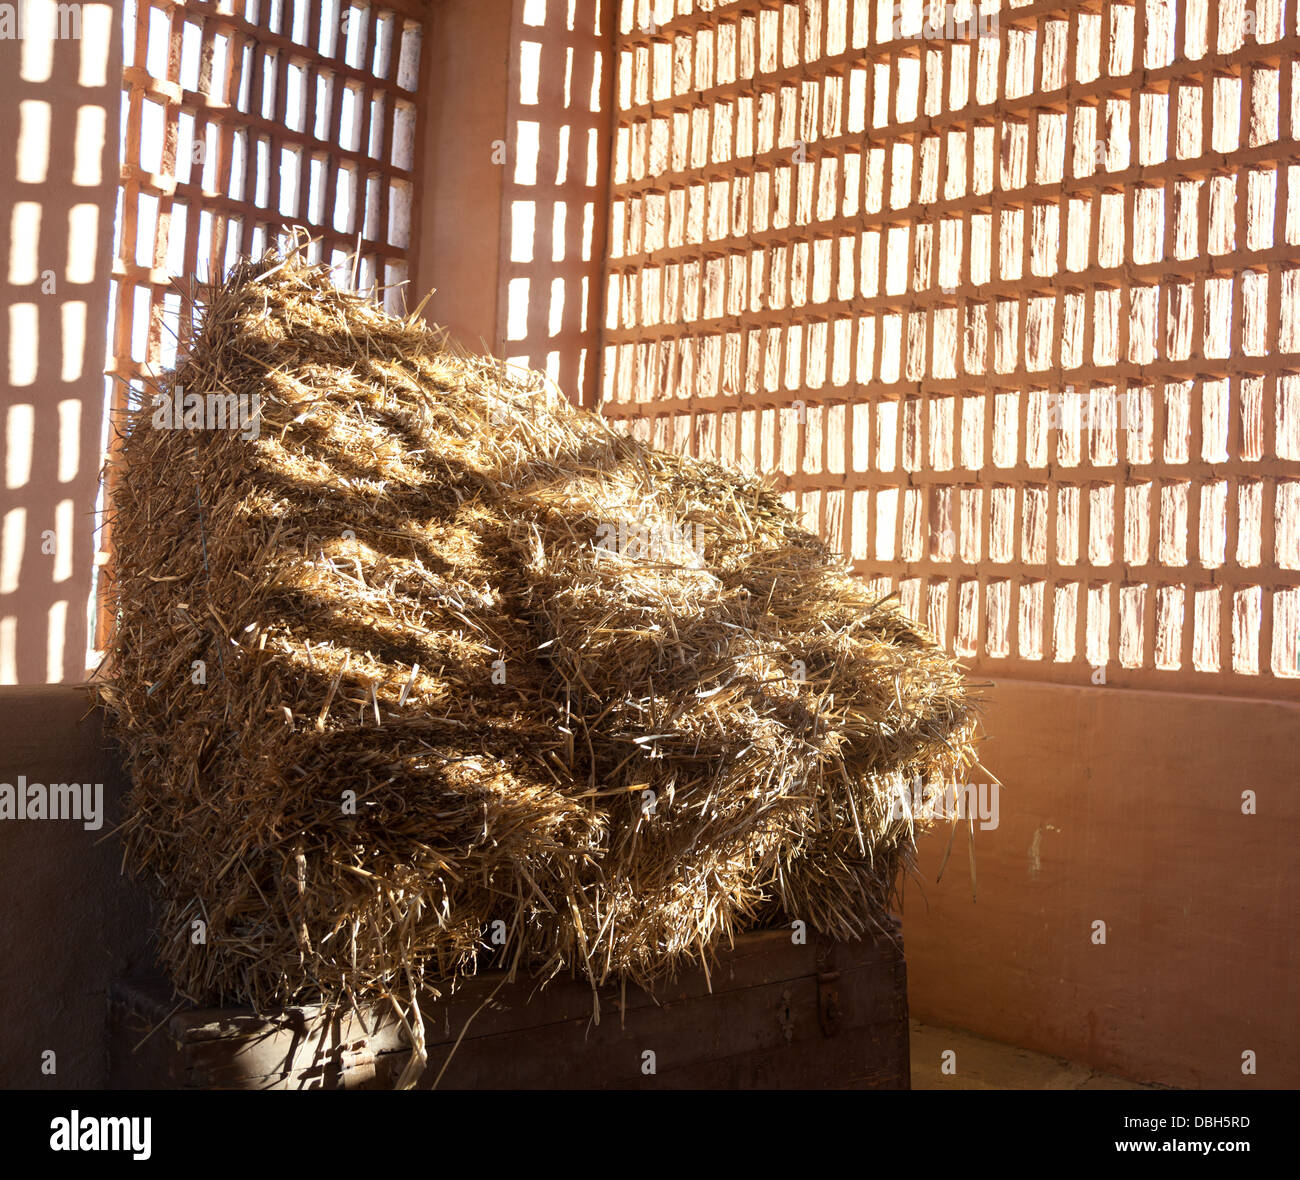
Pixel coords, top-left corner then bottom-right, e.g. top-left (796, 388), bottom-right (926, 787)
top-left (101, 246), bottom-right (980, 1028)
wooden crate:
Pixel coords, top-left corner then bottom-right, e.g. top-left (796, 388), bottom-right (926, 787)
top-left (108, 925), bottom-right (909, 1089)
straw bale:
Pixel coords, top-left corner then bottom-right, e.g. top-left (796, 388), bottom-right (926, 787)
top-left (101, 248), bottom-right (981, 1028)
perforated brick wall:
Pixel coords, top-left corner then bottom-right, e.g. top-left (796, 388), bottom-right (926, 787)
top-left (600, 0), bottom-right (1300, 694)
top-left (102, 0), bottom-right (426, 643)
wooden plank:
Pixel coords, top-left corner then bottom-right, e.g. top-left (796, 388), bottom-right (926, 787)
top-left (109, 927), bottom-right (908, 1089)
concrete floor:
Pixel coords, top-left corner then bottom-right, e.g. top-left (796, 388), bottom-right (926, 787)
top-left (910, 1020), bottom-right (1158, 1090)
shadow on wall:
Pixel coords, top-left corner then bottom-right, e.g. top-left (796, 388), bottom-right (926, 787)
top-left (498, 0), bottom-right (612, 409)
top-left (0, 1), bottom-right (121, 685)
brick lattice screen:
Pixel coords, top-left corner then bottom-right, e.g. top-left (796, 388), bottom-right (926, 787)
top-left (599, 0), bottom-right (1300, 694)
top-left (101, 0), bottom-right (426, 642)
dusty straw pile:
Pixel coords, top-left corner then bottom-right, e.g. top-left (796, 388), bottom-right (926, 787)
top-left (103, 248), bottom-right (980, 1040)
